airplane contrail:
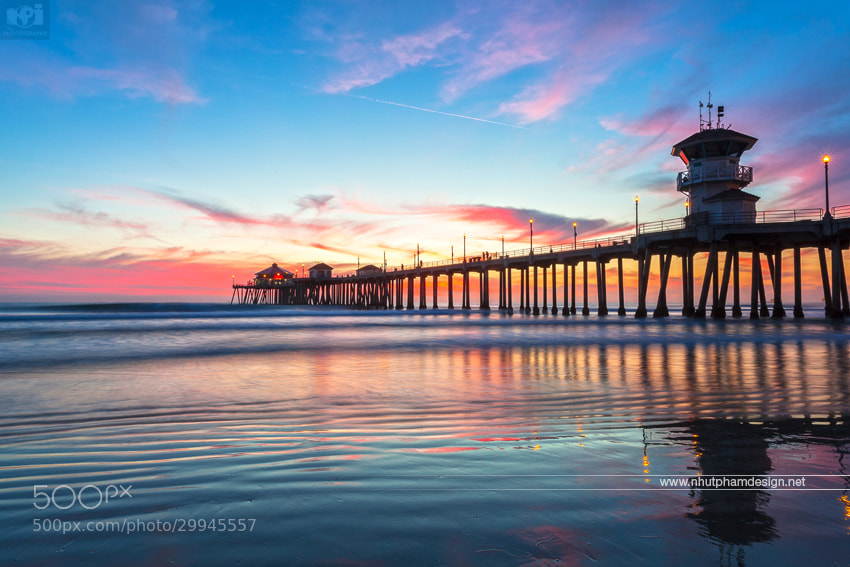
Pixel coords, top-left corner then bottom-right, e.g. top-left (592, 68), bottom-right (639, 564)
top-left (352, 95), bottom-right (526, 129)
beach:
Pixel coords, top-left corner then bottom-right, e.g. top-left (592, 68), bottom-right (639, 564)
top-left (1, 305), bottom-right (848, 565)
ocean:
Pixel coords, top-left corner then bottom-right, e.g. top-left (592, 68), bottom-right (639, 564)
top-left (1, 304), bottom-right (848, 566)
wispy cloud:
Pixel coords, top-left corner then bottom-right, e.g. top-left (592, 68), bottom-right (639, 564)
top-left (323, 21), bottom-right (465, 94)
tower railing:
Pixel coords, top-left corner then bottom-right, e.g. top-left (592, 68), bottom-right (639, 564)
top-left (677, 163), bottom-right (753, 191)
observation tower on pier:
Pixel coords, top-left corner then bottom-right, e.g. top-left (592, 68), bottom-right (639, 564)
top-left (672, 95), bottom-right (759, 224)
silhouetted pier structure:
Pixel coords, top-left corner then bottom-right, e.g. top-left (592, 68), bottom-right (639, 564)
top-left (232, 209), bottom-right (850, 320)
top-left (232, 108), bottom-right (850, 319)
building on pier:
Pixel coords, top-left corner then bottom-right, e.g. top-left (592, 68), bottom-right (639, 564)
top-left (356, 264), bottom-right (383, 276)
top-left (673, 102), bottom-right (759, 224)
top-left (253, 263), bottom-right (294, 287)
top-left (309, 263), bottom-right (333, 279)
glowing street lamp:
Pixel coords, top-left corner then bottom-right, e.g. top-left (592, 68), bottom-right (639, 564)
top-left (573, 222), bottom-right (577, 249)
top-left (463, 233), bottom-right (466, 262)
top-left (501, 235), bottom-right (505, 257)
top-left (529, 219), bottom-right (534, 251)
top-left (824, 155), bottom-right (831, 217)
top-left (685, 199), bottom-right (690, 216)
top-left (635, 196), bottom-right (640, 238)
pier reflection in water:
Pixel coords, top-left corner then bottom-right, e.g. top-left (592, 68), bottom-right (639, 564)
top-left (1, 313), bottom-right (849, 565)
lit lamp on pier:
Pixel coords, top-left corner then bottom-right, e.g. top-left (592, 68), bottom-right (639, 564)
top-left (573, 222), bottom-right (577, 249)
top-left (529, 219), bottom-right (534, 251)
top-left (501, 235), bottom-right (505, 257)
top-left (685, 198), bottom-right (689, 216)
top-left (451, 244), bottom-right (454, 263)
top-left (463, 233), bottom-right (466, 262)
top-left (635, 196), bottom-right (640, 237)
top-left (232, 274), bottom-right (235, 287)
top-left (824, 155), bottom-right (831, 217)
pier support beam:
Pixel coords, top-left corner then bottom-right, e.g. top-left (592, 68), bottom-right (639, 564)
top-left (635, 250), bottom-right (651, 319)
top-left (419, 273), bottom-right (427, 309)
top-left (617, 257), bottom-right (626, 316)
top-left (597, 260), bottom-right (608, 316)
top-left (480, 270), bottom-right (490, 311)
top-left (712, 247), bottom-right (734, 320)
top-left (831, 241), bottom-right (845, 319)
top-left (525, 265), bottom-right (531, 315)
top-left (432, 274), bottom-right (439, 309)
top-left (732, 251), bottom-right (743, 317)
top-left (570, 264), bottom-right (577, 315)
top-left (771, 246), bottom-right (786, 319)
top-left (582, 260), bottom-right (590, 316)
top-left (542, 266), bottom-right (548, 314)
top-left (750, 249), bottom-right (761, 319)
top-left (818, 246), bottom-right (833, 317)
top-left (551, 264), bottom-right (558, 315)
top-left (695, 244), bottom-right (718, 319)
top-left (758, 252), bottom-right (770, 317)
top-left (507, 267), bottom-right (513, 315)
top-left (653, 251), bottom-right (672, 318)
top-left (793, 247), bottom-right (804, 318)
top-left (533, 265), bottom-right (540, 315)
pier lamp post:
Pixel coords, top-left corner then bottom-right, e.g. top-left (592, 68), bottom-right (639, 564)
top-left (451, 245), bottom-right (454, 263)
top-left (501, 235), bottom-right (505, 257)
top-left (232, 275), bottom-right (235, 287)
top-left (417, 243), bottom-right (420, 267)
top-left (573, 222), bottom-right (577, 249)
top-left (463, 233), bottom-right (466, 262)
top-left (824, 155), bottom-right (831, 217)
top-left (635, 196), bottom-right (640, 238)
top-left (302, 264), bottom-right (305, 278)
top-left (529, 219), bottom-right (534, 252)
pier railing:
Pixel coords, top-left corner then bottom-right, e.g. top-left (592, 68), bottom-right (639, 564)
top-left (639, 208), bottom-right (823, 235)
top-left (831, 205), bottom-right (850, 219)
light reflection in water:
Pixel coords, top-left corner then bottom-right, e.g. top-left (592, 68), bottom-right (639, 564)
top-left (1, 316), bottom-right (849, 566)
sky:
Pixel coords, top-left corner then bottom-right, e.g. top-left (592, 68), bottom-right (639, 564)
top-left (1, 0), bottom-right (849, 302)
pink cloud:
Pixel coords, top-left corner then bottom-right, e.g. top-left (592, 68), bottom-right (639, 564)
top-left (323, 22), bottom-right (465, 94)
top-left (498, 67), bottom-right (607, 124)
top-left (440, 17), bottom-right (563, 102)
top-left (0, 237), bottom-right (243, 301)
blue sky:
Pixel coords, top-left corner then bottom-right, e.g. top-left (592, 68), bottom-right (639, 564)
top-left (1, 0), bottom-right (849, 300)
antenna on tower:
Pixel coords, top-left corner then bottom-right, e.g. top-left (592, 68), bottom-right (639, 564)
top-left (699, 91), bottom-right (724, 131)
top-left (699, 100), bottom-right (704, 131)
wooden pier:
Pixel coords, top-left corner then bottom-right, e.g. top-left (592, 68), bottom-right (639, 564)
top-left (231, 119), bottom-right (850, 319)
top-left (231, 207), bottom-right (850, 320)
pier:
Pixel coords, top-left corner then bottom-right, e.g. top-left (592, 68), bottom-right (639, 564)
top-left (231, 111), bottom-right (850, 320)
